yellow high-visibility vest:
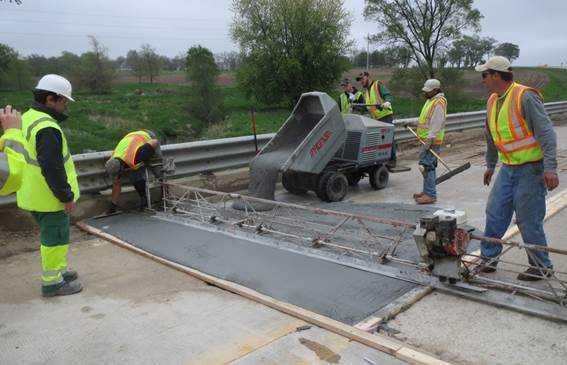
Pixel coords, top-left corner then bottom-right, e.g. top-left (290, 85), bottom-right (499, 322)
top-left (417, 94), bottom-right (447, 145)
top-left (111, 130), bottom-right (153, 170)
top-left (364, 80), bottom-right (393, 120)
top-left (16, 109), bottom-right (80, 212)
top-left (339, 91), bottom-right (363, 114)
top-left (487, 82), bottom-right (544, 165)
top-left (0, 128), bottom-right (26, 196)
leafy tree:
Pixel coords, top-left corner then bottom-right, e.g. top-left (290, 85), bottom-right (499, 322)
top-left (126, 50), bottom-right (144, 82)
top-left (75, 36), bottom-right (114, 93)
top-left (140, 44), bottom-right (161, 83)
top-left (231, 0), bottom-right (352, 105)
top-left (383, 45), bottom-right (412, 68)
top-left (0, 43), bottom-right (32, 90)
top-left (0, 43), bottom-right (18, 82)
top-left (365, 0), bottom-right (481, 78)
top-left (448, 35), bottom-right (495, 68)
top-left (186, 45), bottom-right (224, 126)
top-left (494, 42), bottom-right (520, 62)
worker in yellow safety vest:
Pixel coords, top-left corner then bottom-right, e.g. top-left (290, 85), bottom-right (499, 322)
top-left (104, 130), bottom-right (161, 213)
top-left (356, 71), bottom-right (397, 168)
top-left (338, 78), bottom-right (364, 114)
top-left (16, 74), bottom-right (82, 297)
top-left (475, 56), bottom-right (559, 281)
top-left (0, 105), bottom-right (26, 196)
top-left (405, 79), bottom-right (448, 204)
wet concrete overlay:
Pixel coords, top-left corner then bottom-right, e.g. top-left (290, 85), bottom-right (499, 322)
top-left (87, 213), bottom-right (417, 325)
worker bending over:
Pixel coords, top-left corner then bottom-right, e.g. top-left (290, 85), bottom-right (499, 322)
top-left (356, 71), bottom-right (397, 168)
top-left (105, 130), bottom-right (161, 212)
top-left (0, 106), bottom-right (25, 195)
top-left (409, 79), bottom-right (447, 204)
top-left (476, 56), bottom-right (559, 281)
top-left (17, 75), bottom-right (82, 297)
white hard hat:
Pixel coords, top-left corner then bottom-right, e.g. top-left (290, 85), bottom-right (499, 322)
top-left (475, 56), bottom-right (512, 73)
top-left (35, 74), bottom-right (75, 102)
top-left (422, 79), bottom-right (441, 92)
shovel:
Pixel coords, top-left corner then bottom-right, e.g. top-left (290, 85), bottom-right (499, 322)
top-left (405, 126), bottom-right (470, 184)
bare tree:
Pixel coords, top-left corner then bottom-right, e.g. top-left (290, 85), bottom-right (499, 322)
top-left (140, 44), bottom-right (161, 84)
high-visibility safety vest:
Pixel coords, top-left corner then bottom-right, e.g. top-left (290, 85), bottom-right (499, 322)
top-left (486, 82), bottom-right (544, 165)
top-left (111, 130), bottom-right (153, 170)
top-left (16, 109), bottom-right (80, 212)
top-left (417, 94), bottom-right (447, 145)
top-left (364, 80), bottom-right (393, 120)
top-left (339, 91), bottom-right (363, 114)
top-left (0, 128), bottom-right (26, 196)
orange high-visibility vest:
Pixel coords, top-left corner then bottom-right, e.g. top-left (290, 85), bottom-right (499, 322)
top-left (486, 82), bottom-right (544, 165)
top-left (111, 130), bottom-right (152, 170)
top-left (417, 94), bottom-right (447, 145)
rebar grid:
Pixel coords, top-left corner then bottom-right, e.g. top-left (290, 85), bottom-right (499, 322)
top-left (161, 183), bottom-right (567, 305)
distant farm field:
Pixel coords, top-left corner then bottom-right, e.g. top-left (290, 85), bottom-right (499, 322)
top-left (1, 67), bottom-right (565, 153)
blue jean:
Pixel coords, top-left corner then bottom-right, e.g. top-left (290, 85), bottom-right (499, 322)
top-left (418, 145), bottom-right (440, 198)
top-left (481, 161), bottom-right (552, 268)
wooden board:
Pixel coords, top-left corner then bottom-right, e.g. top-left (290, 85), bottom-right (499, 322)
top-left (77, 221), bottom-right (454, 365)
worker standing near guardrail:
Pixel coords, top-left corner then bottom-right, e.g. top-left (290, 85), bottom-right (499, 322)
top-left (404, 79), bottom-right (447, 204)
top-left (356, 71), bottom-right (397, 168)
top-left (104, 130), bottom-right (161, 213)
top-left (0, 105), bottom-right (25, 196)
top-left (16, 75), bottom-right (82, 297)
top-left (338, 78), bottom-right (364, 114)
top-left (476, 56), bottom-right (559, 281)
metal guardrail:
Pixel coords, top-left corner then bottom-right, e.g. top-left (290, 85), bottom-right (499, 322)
top-left (1, 101), bottom-right (566, 207)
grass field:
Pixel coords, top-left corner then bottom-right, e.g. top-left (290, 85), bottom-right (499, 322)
top-left (1, 67), bottom-right (566, 153)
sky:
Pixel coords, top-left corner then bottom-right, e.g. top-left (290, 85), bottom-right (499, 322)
top-left (1, 0), bottom-right (566, 67)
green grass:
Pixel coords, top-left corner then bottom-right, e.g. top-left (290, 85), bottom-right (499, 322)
top-left (1, 68), bottom-right (566, 152)
top-left (539, 68), bottom-right (567, 101)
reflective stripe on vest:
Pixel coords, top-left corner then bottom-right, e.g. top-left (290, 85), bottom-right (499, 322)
top-left (111, 130), bottom-right (152, 169)
top-left (16, 109), bottom-right (80, 212)
top-left (0, 129), bottom-right (27, 195)
top-left (417, 95), bottom-right (447, 145)
top-left (364, 81), bottom-right (393, 120)
top-left (487, 83), bottom-right (544, 165)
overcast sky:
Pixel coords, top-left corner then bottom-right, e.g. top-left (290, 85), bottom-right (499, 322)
top-left (1, 0), bottom-right (566, 67)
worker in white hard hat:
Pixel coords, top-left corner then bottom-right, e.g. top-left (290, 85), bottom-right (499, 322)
top-left (399, 79), bottom-right (447, 204)
top-left (16, 74), bottom-right (82, 297)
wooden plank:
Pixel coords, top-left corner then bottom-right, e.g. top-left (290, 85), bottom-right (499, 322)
top-left (396, 347), bottom-right (451, 365)
top-left (77, 221), bottom-right (454, 365)
top-left (355, 286), bottom-right (434, 332)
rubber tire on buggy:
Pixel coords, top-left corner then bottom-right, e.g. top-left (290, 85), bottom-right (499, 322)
top-left (369, 165), bottom-right (389, 190)
top-left (282, 171), bottom-right (308, 194)
top-left (316, 172), bottom-right (348, 202)
top-left (346, 172), bottom-right (363, 186)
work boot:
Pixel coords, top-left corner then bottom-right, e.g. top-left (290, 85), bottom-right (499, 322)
top-left (517, 267), bottom-right (553, 281)
top-left (478, 260), bottom-right (498, 273)
top-left (415, 194), bottom-right (436, 204)
top-left (413, 192), bottom-right (425, 199)
top-left (42, 281), bottom-right (83, 298)
top-left (62, 269), bottom-right (79, 282)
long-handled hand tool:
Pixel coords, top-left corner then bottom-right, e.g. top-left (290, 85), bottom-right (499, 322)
top-left (405, 125), bottom-right (470, 184)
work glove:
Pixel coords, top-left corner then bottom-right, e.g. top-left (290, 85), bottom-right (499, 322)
top-left (397, 120), bottom-right (412, 128)
top-left (382, 101), bottom-right (392, 110)
top-left (348, 93), bottom-right (356, 102)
